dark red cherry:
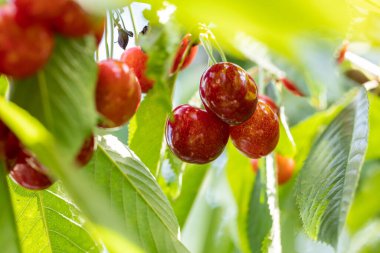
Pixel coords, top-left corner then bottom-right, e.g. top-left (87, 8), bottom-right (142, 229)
top-left (13, 0), bottom-right (69, 23)
top-left (230, 100), bottom-right (280, 159)
top-left (9, 153), bottom-right (53, 190)
top-left (96, 59), bottom-right (141, 128)
top-left (165, 105), bottom-right (229, 164)
top-left (76, 135), bottom-right (96, 167)
top-left (259, 95), bottom-right (279, 115)
top-left (171, 34), bottom-right (199, 73)
top-left (200, 62), bottom-right (258, 125)
top-left (120, 46), bottom-right (155, 93)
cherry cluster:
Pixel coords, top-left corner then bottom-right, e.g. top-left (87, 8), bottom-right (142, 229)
top-left (97, 33), bottom-right (199, 127)
top-left (165, 62), bottom-right (280, 164)
top-left (0, 0), bottom-right (104, 79)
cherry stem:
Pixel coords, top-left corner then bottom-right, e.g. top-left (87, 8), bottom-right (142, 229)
top-left (104, 13), bottom-right (110, 59)
top-left (128, 4), bottom-right (139, 45)
top-left (200, 35), bottom-right (217, 65)
top-left (116, 9), bottom-right (127, 31)
top-left (108, 10), bottom-right (114, 58)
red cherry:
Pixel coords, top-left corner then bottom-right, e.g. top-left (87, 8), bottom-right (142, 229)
top-left (230, 100), bottom-right (280, 159)
top-left (171, 34), bottom-right (199, 73)
top-left (280, 78), bottom-right (304, 97)
top-left (0, 5), bottom-right (54, 78)
top-left (165, 105), bottom-right (229, 164)
top-left (9, 153), bottom-right (53, 190)
top-left (76, 135), bottom-right (96, 167)
top-left (4, 132), bottom-right (22, 170)
top-left (120, 47), bottom-right (155, 93)
top-left (200, 62), bottom-right (258, 125)
top-left (13, 0), bottom-right (69, 23)
top-left (96, 59), bottom-right (141, 128)
top-left (259, 95), bottom-right (279, 115)
top-left (51, 1), bottom-right (92, 37)
top-left (276, 154), bottom-right (295, 185)
top-left (251, 159), bottom-right (259, 173)
top-left (0, 120), bottom-right (9, 159)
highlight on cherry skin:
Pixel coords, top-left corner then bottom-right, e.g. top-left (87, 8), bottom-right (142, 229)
top-left (200, 62), bottom-right (258, 126)
top-left (165, 104), bottom-right (230, 164)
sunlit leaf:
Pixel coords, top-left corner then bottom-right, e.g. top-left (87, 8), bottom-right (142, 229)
top-left (296, 88), bottom-right (369, 247)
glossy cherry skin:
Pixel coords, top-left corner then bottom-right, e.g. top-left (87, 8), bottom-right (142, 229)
top-left (230, 100), bottom-right (280, 159)
top-left (280, 78), bottom-right (304, 97)
top-left (200, 62), bottom-right (258, 125)
top-left (51, 1), bottom-right (92, 37)
top-left (0, 120), bottom-right (9, 159)
top-left (9, 152), bottom-right (53, 190)
top-left (76, 135), bottom-right (96, 167)
top-left (259, 95), bottom-right (279, 115)
top-left (0, 5), bottom-right (54, 78)
top-left (276, 154), bottom-right (295, 185)
top-left (166, 105), bottom-right (229, 164)
top-left (120, 46), bottom-right (154, 93)
top-left (171, 34), bottom-right (199, 73)
top-left (13, 0), bottom-right (69, 23)
top-left (96, 60), bottom-right (141, 128)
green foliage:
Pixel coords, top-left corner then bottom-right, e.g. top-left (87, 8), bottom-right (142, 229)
top-left (247, 169), bottom-right (272, 253)
top-left (0, 163), bottom-right (21, 253)
top-left (129, 21), bottom-right (181, 174)
top-left (296, 88), bottom-right (369, 247)
top-left (8, 181), bottom-right (102, 253)
top-left (11, 36), bottom-right (98, 160)
top-left (0, 75), bottom-right (8, 97)
top-left (86, 135), bottom-right (189, 253)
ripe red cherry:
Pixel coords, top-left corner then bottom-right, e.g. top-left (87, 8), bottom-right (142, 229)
top-left (0, 120), bottom-right (9, 159)
top-left (171, 34), bottom-right (199, 73)
top-left (9, 152), bottom-right (53, 190)
top-left (230, 100), bottom-right (280, 159)
top-left (13, 0), bottom-right (69, 22)
top-left (259, 95), bottom-right (279, 115)
top-left (96, 59), bottom-right (141, 128)
top-left (200, 62), bottom-right (258, 125)
top-left (76, 135), bottom-right (96, 167)
top-left (276, 154), bottom-right (295, 185)
top-left (92, 17), bottom-right (105, 46)
top-left (0, 5), bottom-right (54, 78)
top-left (51, 1), bottom-right (92, 37)
top-left (166, 105), bottom-right (229, 164)
top-left (120, 47), bottom-right (154, 93)
top-left (279, 78), bottom-right (304, 97)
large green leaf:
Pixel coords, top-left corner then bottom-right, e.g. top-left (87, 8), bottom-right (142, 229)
top-left (129, 22), bottom-right (181, 174)
top-left (86, 135), bottom-right (189, 253)
top-left (0, 163), bottom-right (21, 253)
top-left (247, 168), bottom-right (272, 253)
top-left (11, 36), bottom-right (98, 159)
top-left (0, 98), bottom-right (141, 253)
top-left (366, 94), bottom-right (380, 160)
top-left (8, 181), bottom-right (102, 253)
top-left (296, 88), bottom-right (369, 247)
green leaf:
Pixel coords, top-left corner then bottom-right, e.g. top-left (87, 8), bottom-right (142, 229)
top-left (10, 36), bottom-right (98, 159)
top-left (0, 75), bottom-right (8, 97)
top-left (365, 94), bottom-right (380, 160)
top-left (8, 181), bottom-right (102, 253)
top-left (129, 22), bottom-right (181, 174)
top-left (86, 135), bottom-right (189, 253)
top-left (296, 88), bottom-right (369, 247)
top-left (247, 169), bottom-right (272, 253)
top-left (0, 98), bottom-right (142, 252)
top-left (171, 163), bottom-right (209, 227)
top-left (225, 142), bottom-right (253, 253)
top-left (0, 163), bottom-right (21, 253)
top-left (275, 109), bottom-right (296, 157)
